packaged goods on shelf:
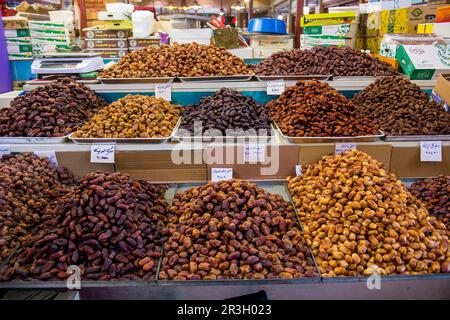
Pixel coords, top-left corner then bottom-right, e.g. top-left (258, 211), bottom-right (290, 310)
top-left (356, 36), bottom-right (383, 53)
top-left (396, 44), bottom-right (450, 79)
top-left (0, 153), bottom-right (76, 264)
top-left (98, 11), bottom-right (131, 21)
top-left (104, 20), bottom-right (133, 30)
top-left (266, 81), bottom-right (378, 137)
top-left (0, 172), bottom-right (170, 281)
top-left (6, 42), bottom-right (32, 54)
top-left (303, 23), bottom-right (358, 38)
top-left (300, 35), bottom-right (356, 49)
top-left (2, 16), bottom-right (28, 30)
top-left (159, 180), bottom-right (319, 280)
top-left (436, 5), bottom-right (450, 22)
top-left (0, 78), bottom-right (107, 138)
top-left (127, 36), bottom-right (161, 48)
top-left (31, 43), bottom-right (73, 56)
top-left (417, 23), bottom-right (435, 33)
top-left (29, 28), bottom-right (76, 39)
top-left (379, 33), bottom-right (446, 58)
top-left (250, 35), bottom-right (294, 49)
top-left (255, 46), bottom-right (396, 76)
top-left (84, 38), bottom-right (128, 49)
top-left (410, 175), bottom-right (450, 229)
top-left (287, 149), bottom-right (450, 277)
top-left (178, 88), bottom-right (271, 137)
top-left (85, 48), bottom-right (128, 59)
top-left (352, 76), bottom-right (450, 135)
top-left (83, 27), bottom-right (130, 39)
top-left (28, 20), bottom-right (75, 32)
top-left (72, 95), bottom-right (181, 139)
top-left (3, 29), bottom-right (30, 38)
top-left (7, 52), bottom-right (33, 60)
top-left (301, 12), bottom-right (357, 27)
top-left (433, 22), bottom-right (450, 37)
top-left (99, 43), bottom-right (251, 78)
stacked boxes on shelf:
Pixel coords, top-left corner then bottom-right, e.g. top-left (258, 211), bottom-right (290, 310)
top-left (28, 20), bottom-right (76, 56)
top-left (128, 36), bottom-right (161, 52)
top-left (83, 28), bottom-right (130, 59)
top-left (250, 35), bottom-right (294, 58)
top-left (2, 16), bottom-right (32, 60)
top-left (300, 12), bottom-right (358, 49)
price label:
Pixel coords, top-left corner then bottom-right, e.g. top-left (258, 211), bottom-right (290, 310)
top-left (0, 145), bottom-right (11, 158)
top-left (295, 165), bottom-right (302, 176)
top-left (211, 168), bottom-right (233, 182)
top-left (244, 144), bottom-right (265, 163)
top-left (34, 151), bottom-right (58, 166)
top-left (335, 143), bottom-right (357, 154)
top-left (155, 83), bottom-right (172, 101)
top-left (267, 81), bottom-right (285, 95)
top-left (420, 141), bottom-right (442, 162)
top-left (91, 145), bottom-right (115, 163)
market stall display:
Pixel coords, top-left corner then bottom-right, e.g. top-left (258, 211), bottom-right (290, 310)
top-left (0, 153), bottom-right (76, 263)
top-left (410, 176), bottom-right (450, 230)
top-left (0, 172), bottom-right (170, 281)
top-left (287, 149), bottom-right (450, 277)
top-left (98, 43), bottom-right (252, 79)
top-left (176, 88), bottom-right (272, 139)
top-left (0, 78), bottom-right (106, 139)
top-left (266, 80), bottom-right (380, 140)
top-left (254, 46), bottom-right (396, 77)
top-left (352, 76), bottom-right (450, 137)
top-left (159, 180), bottom-right (319, 280)
top-left (71, 94), bottom-right (181, 141)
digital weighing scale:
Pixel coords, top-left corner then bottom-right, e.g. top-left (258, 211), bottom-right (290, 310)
top-left (31, 52), bottom-right (104, 77)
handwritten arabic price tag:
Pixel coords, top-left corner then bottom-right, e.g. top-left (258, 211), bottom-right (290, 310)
top-left (211, 168), bottom-right (233, 182)
top-left (34, 151), bottom-right (58, 166)
top-left (0, 145), bottom-right (11, 158)
top-left (420, 141), bottom-right (442, 162)
top-left (155, 83), bottom-right (172, 101)
top-left (295, 165), bottom-right (302, 176)
top-left (267, 81), bottom-right (285, 95)
top-left (91, 145), bottom-right (115, 163)
top-left (244, 144), bottom-right (265, 163)
top-left (335, 143), bottom-right (357, 154)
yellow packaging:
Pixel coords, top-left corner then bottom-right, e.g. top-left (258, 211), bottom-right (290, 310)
top-left (104, 20), bottom-right (132, 30)
top-left (300, 12), bottom-right (356, 27)
top-left (356, 36), bottom-right (383, 54)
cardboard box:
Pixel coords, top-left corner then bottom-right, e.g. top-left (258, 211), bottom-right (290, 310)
top-left (390, 144), bottom-right (450, 178)
top-left (301, 12), bottom-right (357, 27)
top-left (433, 22), bottom-right (450, 37)
top-left (206, 145), bottom-right (300, 180)
top-left (253, 47), bottom-right (285, 58)
top-left (297, 144), bottom-right (392, 171)
top-left (375, 54), bottom-right (399, 70)
top-left (28, 20), bottom-right (75, 31)
top-left (31, 36), bottom-right (75, 45)
top-left (397, 44), bottom-right (450, 79)
top-left (56, 151), bottom-right (114, 178)
top-left (104, 20), bottom-right (132, 30)
top-left (84, 38), bottom-right (128, 49)
top-left (32, 43), bottom-right (72, 55)
top-left (4, 29), bottom-right (30, 38)
top-left (127, 37), bottom-right (161, 47)
top-left (2, 16), bottom-right (28, 30)
top-left (302, 23), bottom-right (358, 38)
top-left (301, 35), bottom-right (356, 49)
top-left (7, 43), bottom-right (32, 54)
top-left (378, 33), bottom-right (445, 58)
top-left (250, 36), bottom-right (294, 49)
top-left (434, 73), bottom-right (450, 105)
top-left (417, 23), bottom-right (435, 33)
top-left (85, 48), bottom-right (128, 58)
top-left (436, 5), bottom-right (450, 22)
top-left (30, 28), bottom-right (75, 38)
top-left (8, 53), bottom-right (33, 60)
top-left (83, 28), bottom-right (129, 39)
top-left (116, 150), bottom-right (207, 183)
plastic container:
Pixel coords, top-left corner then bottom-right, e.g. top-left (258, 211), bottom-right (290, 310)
top-left (132, 11), bottom-right (155, 38)
top-left (248, 18), bottom-right (287, 35)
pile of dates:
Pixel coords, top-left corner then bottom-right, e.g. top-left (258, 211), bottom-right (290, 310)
top-left (0, 78), bottom-right (107, 137)
top-left (352, 76), bottom-right (450, 136)
top-left (0, 172), bottom-right (170, 281)
top-left (0, 153), bottom-right (76, 262)
top-left (159, 180), bottom-right (319, 280)
top-left (266, 81), bottom-right (378, 137)
top-left (179, 88), bottom-right (271, 136)
top-left (288, 150), bottom-right (450, 277)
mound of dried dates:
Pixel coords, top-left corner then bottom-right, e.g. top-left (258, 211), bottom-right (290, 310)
top-left (352, 76), bottom-right (450, 136)
top-left (73, 95), bottom-right (181, 138)
top-left (0, 153), bottom-right (76, 262)
top-left (99, 43), bottom-right (252, 78)
top-left (255, 46), bottom-right (396, 76)
top-left (410, 176), bottom-right (450, 230)
top-left (0, 172), bottom-right (170, 281)
top-left (266, 81), bottom-right (378, 137)
top-left (288, 149), bottom-right (450, 277)
top-left (159, 180), bottom-right (319, 280)
top-left (0, 78), bottom-right (107, 137)
top-left (179, 88), bottom-right (272, 136)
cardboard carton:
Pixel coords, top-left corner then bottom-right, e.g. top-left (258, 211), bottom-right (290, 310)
top-left (300, 35), bottom-right (356, 49)
top-left (434, 73), bottom-right (450, 105)
top-left (303, 23), bottom-right (358, 38)
top-left (397, 44), bottom-right (450, 79)
top-left (4, 29), bottom-right (30, 38)
top-left (85, 48), bottom-right (128, 58)
top-left (2, 16), bottom-right (28, 30)
top-left (301, 12), bottom-right (357, 27)
top-left (250, 36), bottom-right (294, 49)
top-left (127, 37), bottom-right (161, 47)
top-left (84, 38), bottom-right (128, 49)
top-left (83, 28), bottom-right (129, 39)
top-left (436, 5), bottom-right (450, 22)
